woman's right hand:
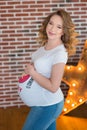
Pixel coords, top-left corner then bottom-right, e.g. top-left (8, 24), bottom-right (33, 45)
top-left (22, 72), bottom-right (27, 78)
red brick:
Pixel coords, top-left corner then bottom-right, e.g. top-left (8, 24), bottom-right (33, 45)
top-left (3, 30), bottom-right (15, 33)
top-left (0, 6), bottom-right (13, 9)
top-left (15, 5), bottom-right (28, 9)
top-left (7, 1), bottom-right (20, 4)
top-left (0, 2), bottom-right (6, 5)
top-left (8, 18), bottom-right (22, 21)
top-left (15, 13), bottom-right (29, 17)
top-left (22, 1), bottom-right (35, 4)
top-left (1, 14), bottom-right (14, 17)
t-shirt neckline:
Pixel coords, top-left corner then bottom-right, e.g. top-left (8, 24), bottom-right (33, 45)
top-left (43, 44), bottom-right (63, 52)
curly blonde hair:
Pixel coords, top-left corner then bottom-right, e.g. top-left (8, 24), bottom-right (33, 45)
top-left (38, 9), bottom-right (79, 56)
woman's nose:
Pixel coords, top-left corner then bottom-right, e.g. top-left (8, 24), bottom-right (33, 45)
top-left (50, 26), bottom-right (56, 32)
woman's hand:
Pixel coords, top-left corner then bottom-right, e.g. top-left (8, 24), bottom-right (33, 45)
top-left (22, 72), bottom-right (26, 77)
top-left (24, 63), bottom-right (35, 76)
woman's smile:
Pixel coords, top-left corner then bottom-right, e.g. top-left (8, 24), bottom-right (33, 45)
top-left (48, 31), bottom-right (56, 36)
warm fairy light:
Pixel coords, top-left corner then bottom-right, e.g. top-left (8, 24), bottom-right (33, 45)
top-left (66, 66), bottom-right (71, 70)
top-left (66, 99), bottom-right (70, 103)
top-left (63, 108), bottom-right (67, 112)
top-left (78, 66), bottom-right (82, 71)
top-left (72, 82), bottom-right (77, 87)
top-left (62, 40), bottom-right (87, 115)
top-left (79, 98), bottom-right (83, 103)
top-left (69, 91), bottom-right (73, 95)
top-left (71, 80), bottom-right (78, 87)
top-left (77, 65), bottom-right (84, 72)
top-left (71, 103), bottom-right (75, 107)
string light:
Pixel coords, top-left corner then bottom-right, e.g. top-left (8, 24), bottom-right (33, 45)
top-left (69, 91), bottom-right (73, 96)
top-left (62, 40), bottom-right (87, 115)
top-left (66, 99), bottom-right (70, 103)
top-left (79, 98), bottom-right (83, 103)
top-left (71, 80), bottom-right (78, 87)
top-left (63, 108), bottom-right (67, 112)
top-left (71, 103), bottom-right (75, 107)
top-left (72, 82), bottom-right (77, 87)
top-left (66, 66), bottom-right (71, 70)
top-left (77, 65), bottom-right (84, 72)
top-left (78, 66), bottom-right (82, 71)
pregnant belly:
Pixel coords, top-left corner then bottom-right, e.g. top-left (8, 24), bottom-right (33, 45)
top-left (18, 76), bottom-right (46, 106)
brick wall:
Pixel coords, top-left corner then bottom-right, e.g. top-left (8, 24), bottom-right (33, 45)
top-left (0, 0), bottom-right (87, 108)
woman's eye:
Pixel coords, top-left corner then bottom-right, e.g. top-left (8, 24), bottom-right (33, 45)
top-left (49, 22), bottom-right (53, 25)
top-left (57, 26), bottom-right (62, 29)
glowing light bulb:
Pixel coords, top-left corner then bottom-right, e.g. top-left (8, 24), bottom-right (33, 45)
top-left (71, 80), bottom-right (78, 87)
top-left (79, 98), bottom-right (83, 103)
top-left (69, 91), bottom-right (73, 95)
top-left (67, 66), bottom-right (71, 70)
top-left (63, 108), bottom-right (67, 112)
top-left (72, 82), bottom-right (76, 87)
top-left (66, 99), bottom-right (70, 103)
top-left (71, 103), bottom-right (75, 107)
top-left (78, 66), bottom-right (82, 71)
top-left (77, 65), bottom-right (84, 72)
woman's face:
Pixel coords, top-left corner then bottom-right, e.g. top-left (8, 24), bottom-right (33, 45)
top-left (46, 14), bottom-right (63, 41)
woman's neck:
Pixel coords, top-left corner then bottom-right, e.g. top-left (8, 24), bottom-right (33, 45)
top-left (45, 39), bottom-right (62, 50)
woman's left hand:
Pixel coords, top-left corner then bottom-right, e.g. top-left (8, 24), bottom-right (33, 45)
top-left (24, 63), bottom-right (35, 76)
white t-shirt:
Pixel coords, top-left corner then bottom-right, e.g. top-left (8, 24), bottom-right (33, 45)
top-left (19, 44), bottom-right (68, 106)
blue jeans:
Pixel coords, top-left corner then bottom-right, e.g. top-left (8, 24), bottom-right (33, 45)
top-left (22, 100), bottom-right (64, 130)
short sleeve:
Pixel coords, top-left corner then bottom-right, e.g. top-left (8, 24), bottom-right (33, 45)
top-left (52, 51), bottom-right (68, 65)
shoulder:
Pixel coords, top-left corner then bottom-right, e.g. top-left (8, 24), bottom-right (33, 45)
top-left (53, 45), bottom-right (68, 65)
top-left (54, 44), bottom-right (68, 57)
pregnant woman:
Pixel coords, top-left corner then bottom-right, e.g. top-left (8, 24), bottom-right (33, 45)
top-left (18, 9), bottom-right (78, 130)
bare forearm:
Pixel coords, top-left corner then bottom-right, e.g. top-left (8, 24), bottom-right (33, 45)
top-left (31, 70), bottom-right (57, 93)
top-left (24, 63), bottom-right (64, 93)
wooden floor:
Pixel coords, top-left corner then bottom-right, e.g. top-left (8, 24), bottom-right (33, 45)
top-left (0, 103), bottom-right (87, 130)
